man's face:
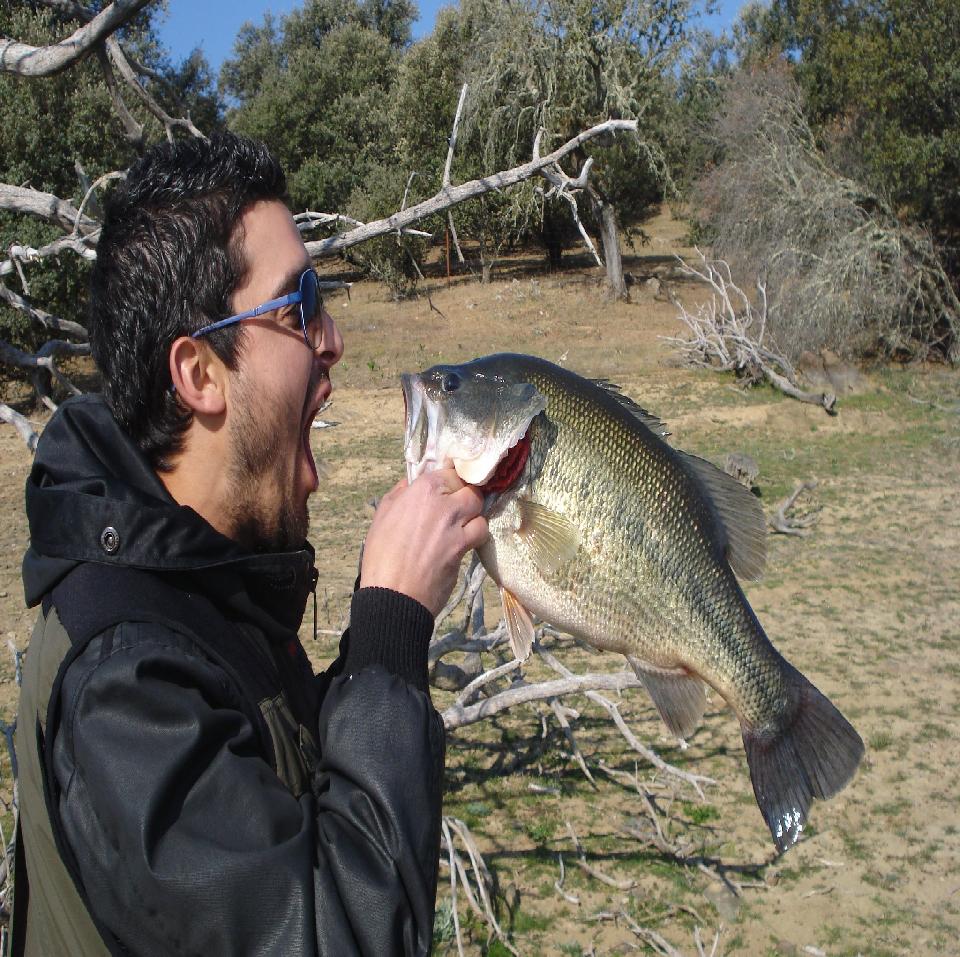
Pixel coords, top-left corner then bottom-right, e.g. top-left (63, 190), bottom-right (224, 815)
top-left (223, 200), bottom-right (343, 552)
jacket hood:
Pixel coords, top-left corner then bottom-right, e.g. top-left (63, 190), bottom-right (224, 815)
top-left (23, 395), bottom-right (315, 638)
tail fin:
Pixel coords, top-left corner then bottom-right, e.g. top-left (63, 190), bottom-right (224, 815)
top-left (742, 666), bottom-right (864, 852)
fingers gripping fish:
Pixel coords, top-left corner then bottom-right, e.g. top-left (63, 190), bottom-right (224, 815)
top-left (401, 353), bottom-right (864, 853)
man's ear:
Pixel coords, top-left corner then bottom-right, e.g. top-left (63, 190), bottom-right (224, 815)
top-left (169, 336), bottom-right (228, 416)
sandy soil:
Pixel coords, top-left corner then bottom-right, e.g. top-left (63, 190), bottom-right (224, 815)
top-left (2, 210), bottom-right (958, 955)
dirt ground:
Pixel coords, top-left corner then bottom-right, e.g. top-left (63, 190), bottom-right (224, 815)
top-left (1, 210), bottom-right (959, 955)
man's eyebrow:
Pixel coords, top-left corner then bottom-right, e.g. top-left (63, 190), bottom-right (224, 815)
top-left (269, 264), bottom-right (309, 302)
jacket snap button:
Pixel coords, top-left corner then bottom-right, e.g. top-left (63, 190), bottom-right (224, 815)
top-left (100, 526), bottom-right (120, 554)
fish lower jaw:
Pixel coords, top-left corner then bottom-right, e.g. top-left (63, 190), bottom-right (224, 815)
top-left (405, 452), bottom-right (441, 483)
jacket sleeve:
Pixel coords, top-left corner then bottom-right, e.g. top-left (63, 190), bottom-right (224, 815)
top-left (53, 588), bottom-right (443, 957)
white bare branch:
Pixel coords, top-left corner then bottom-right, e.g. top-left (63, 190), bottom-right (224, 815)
top-left (440, 817), bottom-right (518, 957)
top-left (0, 0), bottom-right (153, 77)
top-left (74, 170), bottom-right (126, 229)
top-left (566, 821), bottom-right (637, 890)
top-left (533, 127), bottom-right (602, 267)
top-left (104, 36), bottom-right (205, 142)
top-left (97, 42), bottom-right (144, 149)
top-left (1, 234), bottom-right (99, 290)
top-left (0, 405), bottom-right (39, 453)
top-left (537, 648), bottom-right (715, 795)
top-left (0, 339), bottom-right (89, 405)
top-left (663, 249), bottom-right (838, 412)
top-left (0, 183), bottom-right (96, 233)
top-left (769, 480), bottom-right (820, 536)
top-left (442, 83), bottom-right (469, 266)
top-left (442, 84), bottom-right (469, 191)
top-left (0, 282), bottom-right (89, 341)
top-left (304, 118), bottom-right (638, 258)
top-left (294, 211), bottom-right (430, 239)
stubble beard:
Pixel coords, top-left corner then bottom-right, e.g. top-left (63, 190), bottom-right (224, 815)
top-left (226, 383), bottom-right (310, 553)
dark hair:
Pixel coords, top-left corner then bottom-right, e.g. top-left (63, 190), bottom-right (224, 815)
top-left (89, 132), bottom-right (288, 470)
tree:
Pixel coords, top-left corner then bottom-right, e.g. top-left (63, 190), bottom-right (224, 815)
top-left (0, 0), bottom-right (219, 414)
top-left (689, 63), bottom-right (959, 363)
top-left (448, 0), bottom-right (698, 297)
top-left (388, 6), bottom-right (540, 284)
top-left (222, 0), bottom-right (414, 214)
top-left (1, 0), bottom-right (640, 438)
top-left (742, 0), bottom-right (960, 262)
top-left (1, 11), bottom-right (742, 947)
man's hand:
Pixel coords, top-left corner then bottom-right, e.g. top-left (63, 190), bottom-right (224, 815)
top-left (359, 469), bottom-right (489, 617)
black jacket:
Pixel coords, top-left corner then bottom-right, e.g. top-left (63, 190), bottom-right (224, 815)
top-left (21, 395), bottom-right (444, 956)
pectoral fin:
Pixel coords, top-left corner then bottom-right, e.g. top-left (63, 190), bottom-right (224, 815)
top-left (501, 587), bottom-right (535, 661)
top-left (626, 655), bottom-right (706, 739)
top-left (517, 500), bottom-right (580, 577)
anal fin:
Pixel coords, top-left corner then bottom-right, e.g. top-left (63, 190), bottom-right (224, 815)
top-left (626, 655), bottom-right (706, 739)
top-left (501, 587), bottom-right (535, 661)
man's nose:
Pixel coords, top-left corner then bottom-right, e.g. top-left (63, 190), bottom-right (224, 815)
top-left (314, 307), bottom-right (344, 368)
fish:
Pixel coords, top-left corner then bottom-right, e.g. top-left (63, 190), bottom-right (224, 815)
top-left (401, 353), bottom-right (864, 852)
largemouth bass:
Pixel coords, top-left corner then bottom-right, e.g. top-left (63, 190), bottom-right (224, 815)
top-left (401, 353), bottom-right (863, 852)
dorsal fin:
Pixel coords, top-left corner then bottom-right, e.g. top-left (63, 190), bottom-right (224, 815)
top-left (592, 379), bottom-right (670, 438)
top-left (677, 451), bottom-right (767, 581)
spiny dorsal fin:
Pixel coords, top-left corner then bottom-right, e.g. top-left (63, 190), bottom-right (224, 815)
top-left (626, 656), bottom-right (706, 739)
top-left (517, 500), bottom-right (580, 576)
top-left (592, 379), bottom-right (670, 438)
top-left (677, 451), bottom-right (767, 581)
top-left (500, 587), bottom-right (535, 661)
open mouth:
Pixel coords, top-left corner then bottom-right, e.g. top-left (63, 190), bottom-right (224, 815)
top-left (301, 379), bottom-right (331, 491)
top-left (482, 430), bottom-right (531, 493)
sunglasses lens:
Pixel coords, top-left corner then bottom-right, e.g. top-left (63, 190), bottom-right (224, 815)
top-left (300, 270), bottom-right (319, 344)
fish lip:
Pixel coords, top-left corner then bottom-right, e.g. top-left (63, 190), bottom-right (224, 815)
top-left (401, 373), bottom-right (432, 482)
top-left (400, 373), bottom-right (421, 451)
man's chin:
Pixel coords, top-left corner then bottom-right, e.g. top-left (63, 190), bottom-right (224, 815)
top-left (228, 495), bottom-right (309, 554)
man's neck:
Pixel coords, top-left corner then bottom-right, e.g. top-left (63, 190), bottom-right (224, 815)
top-left (160, 429), bottom-right (237, 543)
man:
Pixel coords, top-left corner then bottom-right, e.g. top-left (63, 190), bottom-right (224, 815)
top-left (14, 132), bottom-right (487, 955)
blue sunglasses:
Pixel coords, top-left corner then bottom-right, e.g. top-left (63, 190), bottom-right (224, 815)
top-left (191, 267), bottom-right (323, 349)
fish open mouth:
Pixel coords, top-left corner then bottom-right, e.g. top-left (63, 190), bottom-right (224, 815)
top-left (401, 369), bottom-right (544, 488)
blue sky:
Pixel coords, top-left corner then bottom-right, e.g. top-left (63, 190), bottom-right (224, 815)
top-left (156, 0), bottom-right (750, 76)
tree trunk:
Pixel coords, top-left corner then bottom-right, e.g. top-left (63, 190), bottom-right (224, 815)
top-left (598, 199), bottom-right (627, 301)
top-left (478, 235), bottom-right (492, 283)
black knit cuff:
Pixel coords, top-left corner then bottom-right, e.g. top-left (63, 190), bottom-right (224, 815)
top-left (343, 588), bottom-right (434, 693)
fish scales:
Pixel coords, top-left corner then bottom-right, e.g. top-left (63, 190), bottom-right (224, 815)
top-left (401, 353), bottom-right (864, 852)
top-left (484, 358), bottom-right (786, 727)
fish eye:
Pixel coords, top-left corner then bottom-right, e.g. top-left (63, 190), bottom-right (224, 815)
top-left (441, 372), bottom-right (461, 393)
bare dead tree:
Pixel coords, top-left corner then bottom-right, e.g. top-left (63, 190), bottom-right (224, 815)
top-left (303, 118), bottom-right (638, 258)
top-left (428, 557), bottom-right (740, 952)
top-left (692, 63), bottom-right (960, 365)
top-left (663, 249), bottom-right (838, 412)
top-left (431, 560), bottom-right (715, 797)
